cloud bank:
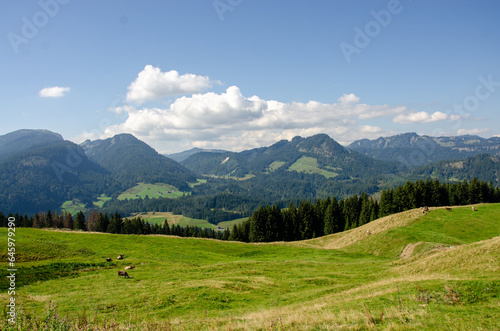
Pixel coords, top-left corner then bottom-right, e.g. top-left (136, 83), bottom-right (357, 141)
top-left (39, 86), bottom-right (70, 98)
top-left (89, 67), bottom-right (463, 153)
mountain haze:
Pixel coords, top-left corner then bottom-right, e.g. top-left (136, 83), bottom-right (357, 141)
top-left (348, 132), bottom-right (500, 169)
top-left (166, 147), bottom-right (228, 163)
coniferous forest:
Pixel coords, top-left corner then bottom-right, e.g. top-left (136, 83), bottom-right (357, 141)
top-left (2, 178), bottom-right (499, 243)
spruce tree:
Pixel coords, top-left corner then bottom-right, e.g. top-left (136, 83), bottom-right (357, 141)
top-left (73, 211), bottom-right (86, 231)
top-left (249, 206), bottom-right (268, 242)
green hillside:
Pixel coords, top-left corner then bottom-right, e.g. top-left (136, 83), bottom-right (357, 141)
top-left (1, 204), bottom-right (499, 330)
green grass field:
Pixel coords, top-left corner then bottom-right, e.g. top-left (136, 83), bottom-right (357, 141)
top-left (266, 161), bottom-right (286, 172)
top-left (60, 200), bottom-right (86, 215)
top-left (1, 204), bottom-right (499, 330)
top-left (288, 156), bottom-right (338, 178)
top-left (61, 181), bottom-right (198, 215)
top-left (128, 211), bottom-right (238, 229)
top-left (118, 183), bottom-right (185, 200)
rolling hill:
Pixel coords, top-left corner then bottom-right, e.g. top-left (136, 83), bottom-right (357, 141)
top-left (1, 203), bottom-right (498, 330)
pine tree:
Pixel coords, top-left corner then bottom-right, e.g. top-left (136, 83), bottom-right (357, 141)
top-left (73, 211), bottom-right (86, 231)
top-left (45, 210), bottom-right (53, 228)
top-left (62, 211), bottom-right (73, 229)
top-left (379, 189), bottom-right (393, 217)
top-left (283, 203), bottom-right (298, 241)
top-left (324, 197), bottom-right (342, 235)
top-left (249, 206), bottom-right (268, 242)
top-left (107, 213), bottom-right (122, 234)
top-left (358, 197), bottom-right (372, 226)
top-left (297, 201), bottom-right (315, 239)
top-left (468, 177), bottom-right (481, 204)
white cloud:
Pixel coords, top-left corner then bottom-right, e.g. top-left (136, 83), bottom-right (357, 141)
top-left (126, 65), bottom-right (214, 104)
top-left (100, 85), bottom-right (408, 153)
top-left (457, 128), bottom-right (490, 135)
top-left (393, 111), bottom-right (450, 124)
top-left (337, 93), bottom-right (360, 104)
top-left (39, 86), bottom-right (70, 98)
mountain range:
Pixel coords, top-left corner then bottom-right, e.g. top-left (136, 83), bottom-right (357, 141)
top-left (347, 132), bottom-right (500, 169)
top-left (1, 129), bottom-right (499, 216)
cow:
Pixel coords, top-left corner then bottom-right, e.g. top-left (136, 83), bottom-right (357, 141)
top-left (421, 206), bottom-right (429, 214)
top-left (366, 230), bottom-right (371, 235)
top-left (124, 265), bottom-right (135, 270)
top-left (105, 258), bottom-right (112, 262)
top-left (117, 254), bottom-right (124, 260)
top-left (445, 207), bottom-right (452, 211)
top-left (118, 271), bottom-right (130, 278)
top-left (472, 206), bottom-right (478, 211)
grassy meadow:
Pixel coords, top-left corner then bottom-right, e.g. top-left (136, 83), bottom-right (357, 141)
top-left (288, 156), bottom-right (339, 179)
top-left (129, 211), bottom-right (237, 229)
top-left (1, 204), bottom-right (499, 330)
top-left (117, 183), bottom-right (185, 200)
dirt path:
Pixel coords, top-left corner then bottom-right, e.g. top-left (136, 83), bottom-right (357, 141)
top-left (400, 242), bottom-right (423, 259)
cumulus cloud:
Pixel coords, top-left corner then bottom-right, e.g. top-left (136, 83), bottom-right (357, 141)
top-left (337, 93), bottom-right (360, 104)
top-left (101, 86), bottom-right (405, 152)
top-left (39, 86), bottom-right (71, 98)
top-left (393, 111), bottom-right (450, 124)
top-left (126, 65), bottom-right (214, 104)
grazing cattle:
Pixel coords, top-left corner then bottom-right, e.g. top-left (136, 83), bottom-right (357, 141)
top-left (472, 206), bottom-right (478, 211)
top-left (118, 271), bottom-right (130, 278)
top-left (124, 265), bottom-right (135, 270)
top-left (117, 254), bottom-right (124, 260)
top-left (366, 230), bottom-right (371, 235)
top-left (421, 206), bottom-right (429, 214)
top-left (105, 258), bottom-right (112, 262)
top-left (445, 207), bottom-right (452, 211)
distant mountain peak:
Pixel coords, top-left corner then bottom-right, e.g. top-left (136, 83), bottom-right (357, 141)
top-left (0, 129), bottom-right (64, 161)
top-left (347, 132), bottom-right (500, 167)
top-left (295, 134), bottom-right (346, 158)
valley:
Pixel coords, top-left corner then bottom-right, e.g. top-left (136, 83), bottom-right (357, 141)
top-left (2, 129), bottom-right (500, 228)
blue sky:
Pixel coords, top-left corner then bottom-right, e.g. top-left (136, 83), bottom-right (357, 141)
top-left (1, 0), bottom-right (499, 153)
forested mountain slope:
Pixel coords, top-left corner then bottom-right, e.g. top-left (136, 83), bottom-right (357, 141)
top-left (182, 133), bottom-right (397, 178)
top-left (81, 133), bottom-right (197, 191)
top-left (0, 139), bottom-right (111, 214)
top-left (0, 129), bottom-right (63, 162)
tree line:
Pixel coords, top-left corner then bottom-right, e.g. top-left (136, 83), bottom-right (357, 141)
top-left (1, 178), bottom-right (499, 243)
top-left (0, 210), bottom-right (231, 240)
top-left (231, 178), bottom-right (500, 243)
